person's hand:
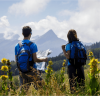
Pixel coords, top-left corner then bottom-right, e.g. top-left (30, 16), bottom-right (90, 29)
top-left (43, 58), bottom-right (48, 62)
top-left (62, 45), bottom-right (65, 50)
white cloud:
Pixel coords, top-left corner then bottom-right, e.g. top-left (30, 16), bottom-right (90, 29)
top-left (3, 28), bottom-right (19, 40)
top-left (8, 0), bottom-right (50, 16)
top-left (22, 16), bottom-right (67, 37)
top-left (0, 16), bottom-right (19, 40)
top-left (22, 0), bottom-right (100, 43)
top-left (0, 16), bottom-right (10, 27)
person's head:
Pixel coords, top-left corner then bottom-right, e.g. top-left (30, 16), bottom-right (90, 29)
top-left (67, 29), bottom-right (79, 43)
top-left (22, 26), bottom-right (32, 38)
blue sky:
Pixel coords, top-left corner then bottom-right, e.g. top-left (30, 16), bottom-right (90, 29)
top-left (0, 0), bottom-right (100, 43)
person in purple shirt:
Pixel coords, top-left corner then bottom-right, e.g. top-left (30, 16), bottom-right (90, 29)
top-left (15, 26), bottom-right (47, 88)
top-left (62, 29), bottom-right (85, 93)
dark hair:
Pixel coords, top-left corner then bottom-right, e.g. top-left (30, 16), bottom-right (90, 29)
top-left (22, 26), bottom-right (32, 37)
top-left (67, 29), bottom-right (79, 43)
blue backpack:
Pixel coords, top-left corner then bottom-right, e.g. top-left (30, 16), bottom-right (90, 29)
top-left (16, 41), bottom-right (33, 73)
top-left (69, 41), bottom-right (87, 66)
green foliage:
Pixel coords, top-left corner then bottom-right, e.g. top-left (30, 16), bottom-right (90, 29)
top-left (88, 51), bottom-right (100, 95)
top-left (0, 58), bottom-right (16, 95)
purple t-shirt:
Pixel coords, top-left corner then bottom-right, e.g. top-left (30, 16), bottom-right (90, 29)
top-left (15, 39), bottom-right (38, 68)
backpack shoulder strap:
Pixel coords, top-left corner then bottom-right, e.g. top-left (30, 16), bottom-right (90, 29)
top-left (18, 41), bottom-right (23, 47)
top-left (27, 41), bottom-right (34, 47)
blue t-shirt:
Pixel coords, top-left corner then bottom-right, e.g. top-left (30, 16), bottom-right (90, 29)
top-left (65, 43), bottom-right (71, 66)
top-left (15, 39), bottom-right (38, 68)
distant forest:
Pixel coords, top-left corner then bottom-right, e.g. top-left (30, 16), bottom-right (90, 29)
top-left (84, 41), bottom-right (100, 50)
top-left (85, 41), bottom-right (100, 58)
top-left (0, 41), bottom-right (100, 76)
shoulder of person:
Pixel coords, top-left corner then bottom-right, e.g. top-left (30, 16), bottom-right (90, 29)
top-left (66, 43), bottom-right (71, 47)
top-left (15, 43), bottom-right (19, 47)
top-left (29, 41), bottom-right (37, 47)
top-left (77, 41), bottom-right (84, 45)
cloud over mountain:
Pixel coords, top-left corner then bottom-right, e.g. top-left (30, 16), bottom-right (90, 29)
top-left (8, 0), bottom-right (50, 16)
top-left (0, 16), bottom-right (10, 27)
top-left (23, 0), bottom-right (100, 43)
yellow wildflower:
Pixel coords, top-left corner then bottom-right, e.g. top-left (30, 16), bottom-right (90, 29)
top-left (48, 60), bottom-right (53, 65)
top-left (45, 70), bottom-right (48, 73)
top-left (51, 69), bottom-right (53, 72)
top-left (89, 58), bottom-right (98, 65)
top-left (63, 62), bottom-right (66, 66)
top-left (1, 75), bottom-right (8, 80)
top-left (63, 59), bottom-right (66, 62)
top-left (1, 58), bottom-right (7, 64)
top-left (6, 59), bottom-right (11, 65)
top-left (88, 52), bottom-right (93, 56)
top-left (1, 66), bottom-right (8, 71)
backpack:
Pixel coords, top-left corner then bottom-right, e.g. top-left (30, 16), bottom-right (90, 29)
top-left (69, 41), bottom-right (87, 66)
top-left (16, 41), bottom-right (34, 73)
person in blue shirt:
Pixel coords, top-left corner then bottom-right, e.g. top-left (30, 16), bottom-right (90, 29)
top-left (15, 26), bottom-right (47, 89)
top-left (62, 29), bottom-right (85, 93)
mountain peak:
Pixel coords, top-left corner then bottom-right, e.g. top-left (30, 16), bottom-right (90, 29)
top-left (46, 29), bottom-right (57, 37)
top-left (35, 29), bottom-right (58, 44)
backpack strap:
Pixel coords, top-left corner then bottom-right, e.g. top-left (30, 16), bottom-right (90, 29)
top-left (27, 41), bottom-right (33, 46)
top-left (26, 41), bottom-right (35, 67)
top-left (18, 41), bottom-right (34, 47)
top-left (18, 41), bottom-right (23, 47)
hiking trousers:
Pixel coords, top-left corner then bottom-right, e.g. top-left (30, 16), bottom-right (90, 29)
top-left (68, 65), bottom-right (85, 92)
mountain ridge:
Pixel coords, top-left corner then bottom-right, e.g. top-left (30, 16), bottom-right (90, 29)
top-left (0, 30), bottom-right (94, 60)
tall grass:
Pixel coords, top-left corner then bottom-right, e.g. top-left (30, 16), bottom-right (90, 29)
top-left (0, 59), bottom-right (100, 95)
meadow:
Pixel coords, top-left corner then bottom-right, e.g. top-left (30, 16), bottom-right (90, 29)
top-left (0, 56), bottom-right (100, 96)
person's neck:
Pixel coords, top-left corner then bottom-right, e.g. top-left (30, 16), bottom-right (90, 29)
top-left (23, 37), bottom-right (30, 40)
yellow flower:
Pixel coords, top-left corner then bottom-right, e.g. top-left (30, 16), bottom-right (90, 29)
top-left (48, 60), bottom-right (53, 65)
top-left (51, 69), bottom-right (53, 72)
top-left (88, 52), bottom-right (93, 56)
top-left (45, 70), bottom-right (48, 73)
top-left (63, 62), bottom-right (66, 66)
top-left (6, 59), bottom-right (11, 65)
top-left (1, 75), bottom-right (8, 80)
top-left (1, 66), bottom-right (8, 71)
top-left (90, 65), bottom-right (93, 69)
top-left (1, 58), bottom-right (7, 64)
top-left (63, 59), bottom-right (66, 62)
top-left (91, 59), bottom-right (98, 65)
top-left (89, 58), bottom-right (98, 66)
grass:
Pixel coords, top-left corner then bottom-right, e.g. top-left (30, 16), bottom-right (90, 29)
top-left (1, 59), bottom-right (100, 95)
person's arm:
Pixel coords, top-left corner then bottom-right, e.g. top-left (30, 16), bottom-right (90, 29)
top-left (62, 45), bottom-right (70, 59)
top-left (33, 53), bottom-right (47, 63)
